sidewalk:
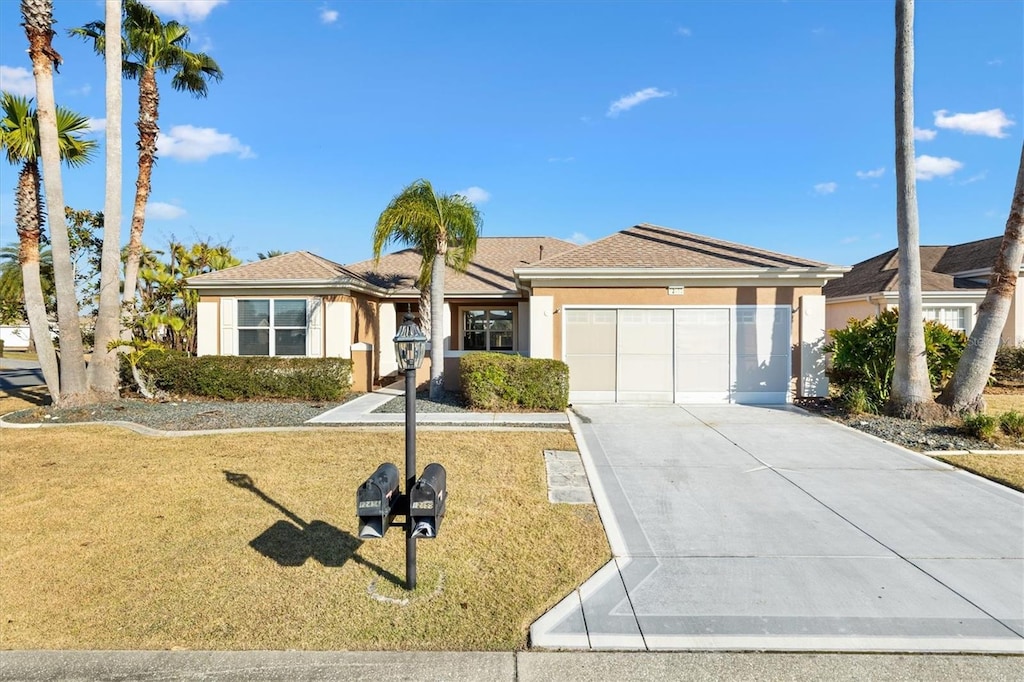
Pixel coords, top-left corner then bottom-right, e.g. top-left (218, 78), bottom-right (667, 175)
top-left (1, 650), bottom-right (1020, 681)
top-left (305, 383), bottom-right (570, 428)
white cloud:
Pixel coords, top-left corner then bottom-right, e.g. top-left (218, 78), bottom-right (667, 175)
top-left (547, 156), bottom-right (575, 163)
top-left (856, 167), bottom-right (885, 180)
top-left (455, 186), bottom-right (490, 204)
top-left (839, 236), bottom-right (860, 245)
top-left (69, 84), bottom-right (92, 97)
top-left (914, 127), bottom-right (937, 141)
top-left (0, 66), bottom-right (35, 97)
top-left (676, 26), bottom-right (692, 37)
top-left (320, 6), bottom-right (339, 24)
top-left (814, 182), bottom-right (838, 195)
top-left (86, 118), bottom-right (106, 134)
top-left (987, 59), bottom-right (1003, 66)
top-left (934, 108), bottom-right (1014, 138)
top-left (157, 125), bottom-right (254, 162)
top-left (915, 155), bottom-right (963, 180)
top-left (146, 202), bottom-right (187, 220)
top-left (567, 232), bottom-right (591, 245)
top-left (140, 0), bottom-right (227, 21)
top-left (607, 87), bottom-right (671, 118)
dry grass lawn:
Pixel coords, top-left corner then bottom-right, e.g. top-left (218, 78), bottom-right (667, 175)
top-left (983, 391), bottom-right (1024, 415)
top-left (936, 454), bottom-right (1024, 492)
top-left (0, 426), bottom-right (609, 650)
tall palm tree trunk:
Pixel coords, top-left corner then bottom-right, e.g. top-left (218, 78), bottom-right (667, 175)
top-left (22, 0), bottom-right (89, 403)
top-left (88, 0), bottom-right (124, 396)
top-left (890, 0), bottom-right (934, 419)
top-left (418, 287), bottom-right (431, 336)
top-left (16, 162), bottom-right (59, 398)
top-left (120, 67), bottom-right (159, 316)
top-left (938, 144), bottom-right (1024, 413)
top-left (429, 251), bottom-right (446, 399)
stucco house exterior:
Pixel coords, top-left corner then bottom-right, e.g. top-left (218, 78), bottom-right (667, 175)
top-left (187, 224), bottom-right (847, 404)
top-left (823, 236), bottom-right (1021, 344)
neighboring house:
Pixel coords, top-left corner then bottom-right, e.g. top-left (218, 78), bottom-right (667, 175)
top-left (187, 224), bottom-right (848, 404)
top-left (823, 236), bottom-right (1020, 344)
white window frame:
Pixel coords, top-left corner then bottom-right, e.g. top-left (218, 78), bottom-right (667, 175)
top-left (922, 306), bottom-right (968, 333)
top-left (459, 306), bottom-right (517, 352)
top-left (237, 298), bottom-right (309, 357)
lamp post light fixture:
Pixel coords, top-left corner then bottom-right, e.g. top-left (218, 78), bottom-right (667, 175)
top-left (394, 313), bottom-right (427, 589)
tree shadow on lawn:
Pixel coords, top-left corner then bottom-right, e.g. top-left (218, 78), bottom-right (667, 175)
top-left (223, 470), bottom-right (402, 586)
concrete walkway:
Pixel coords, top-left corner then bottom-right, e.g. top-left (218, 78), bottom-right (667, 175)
top-left (305, 383), bottom-right (569, 428)
top-left (531, 404), bottom-right (1024, 654)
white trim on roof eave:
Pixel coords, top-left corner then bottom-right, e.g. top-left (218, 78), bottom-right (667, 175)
top-left (825, 290), bottom-right (987, 305)
top-left (186, 278), bottom-right (389, 296)
top-left (513, 266), bottom-right (848, 289)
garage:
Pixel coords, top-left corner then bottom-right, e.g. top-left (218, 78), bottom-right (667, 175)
top-left (565, 306), bottom-right (792, 404)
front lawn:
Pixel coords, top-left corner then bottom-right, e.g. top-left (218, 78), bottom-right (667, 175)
top-left (0, 427), bottom-right (609, 650)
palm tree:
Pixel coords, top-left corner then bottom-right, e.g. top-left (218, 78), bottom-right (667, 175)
top-left (373, 179), bottom-right (482, 399)
top-left (88, 0), bottom-right (125, 396)
top-left (938, 144), bottom-right (1024, 413)
top-left (257, 250), bottom-right (286, 260)
top-left (890, 0), bottom-right (934, 419)
top-left (71, 0), bottom-right (223, 320)
top-left (0, 242), bottom-right (55, 316)
top-left (2, 85), bottom-right (97, 402)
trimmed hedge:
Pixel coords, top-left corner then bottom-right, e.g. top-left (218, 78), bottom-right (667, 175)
top-left (460, 353), bottom-right (569, 411)
top-left (129, 351), bottom-right (353, 401)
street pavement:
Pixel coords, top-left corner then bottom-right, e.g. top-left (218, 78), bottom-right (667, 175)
top-left (0, 357), bottom-right (44, 393)
top-left (531, 404), bottom-right (1024, 654)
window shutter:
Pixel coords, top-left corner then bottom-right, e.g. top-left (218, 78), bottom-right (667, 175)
top-left (220, 298), bottom-right (237, 355)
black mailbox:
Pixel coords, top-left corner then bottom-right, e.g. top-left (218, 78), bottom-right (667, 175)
top-left (356, 463), bottom-right (401, 538)
top-left (410, 463), bottom-right (447, 539)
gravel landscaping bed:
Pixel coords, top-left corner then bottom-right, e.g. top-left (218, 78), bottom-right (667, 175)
top-left (796, 399), bottom-right (995, 452)
top-left (373, 390), bottom-right (471, 414)
top-left (2, 398), bottom-right (350, 431)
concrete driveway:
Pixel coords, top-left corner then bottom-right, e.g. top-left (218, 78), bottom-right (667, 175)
top-left (531, 404), bottom-right (1024, 653)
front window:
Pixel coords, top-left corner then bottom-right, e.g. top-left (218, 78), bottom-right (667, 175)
top-left (462, 308), bottom-right (515, 351)
top-left (923, 307), bottom-right (967, 333)
top-left (238, 299), bottom-right (307, 356)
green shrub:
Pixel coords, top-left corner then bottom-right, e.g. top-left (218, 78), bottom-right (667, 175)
top-left (133, 351), bottom-right (353, 401)
top-left (993, 345), bottom-right (1024, 384)
top-left (460, 353), bottom-right (569, 411)
top-left (960, 413), bottom-right (998, 441)
top-left (999, 410), bottom-right (1024, 438)
top-left (840, 386), bottom-right (873, 415)
top-left (824, 309), bottom-right (967, 414)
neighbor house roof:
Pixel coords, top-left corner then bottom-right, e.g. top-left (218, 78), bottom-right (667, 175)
top-left (517, 223), bottom-right (831, 270)
top-left (822, 237), bottom-right (1000, 299)
top-left (345, 236), bottom-right (578, 296)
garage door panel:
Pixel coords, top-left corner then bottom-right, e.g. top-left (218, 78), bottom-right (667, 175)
top-left (675, 356), bottom-right (731, 392)
top-left (734, 355), bottom-right (791, 392)
top-left (566, 309), bottom-right (616, 354)
top-left (619, 310), bottom-right (673, 402)
top-left (569, 355), bottom-right (617, 392)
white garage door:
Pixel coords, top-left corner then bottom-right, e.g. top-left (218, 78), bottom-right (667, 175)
top-left (565, 306), bottom-right (791, 404)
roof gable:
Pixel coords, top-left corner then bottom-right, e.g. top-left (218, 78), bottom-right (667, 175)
top-left (187, 250), bottom-right (359, 284)
top-left (346, 237), bottom-right (578, 296)
top-left (520, 224), bottom-right (829, 270)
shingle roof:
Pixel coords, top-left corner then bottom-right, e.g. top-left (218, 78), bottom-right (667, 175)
top-left (518, 223), bottom-right (829, 270)
top-left (187, 251), bottom-right (360, 283)
top-left (822, 240), bottom-right (998, 299)
top-left (346, 237), bottom-right (578, 295)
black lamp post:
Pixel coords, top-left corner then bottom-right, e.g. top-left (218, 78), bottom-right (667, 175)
top-left (394, 312), bottom-right (427, 589)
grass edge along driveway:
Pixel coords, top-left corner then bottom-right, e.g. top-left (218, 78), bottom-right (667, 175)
top-left (0, 427), bottom-right (609, 651)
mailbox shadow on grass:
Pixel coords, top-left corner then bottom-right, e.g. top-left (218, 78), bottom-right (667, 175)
top-left (224, 471), bottom-right (402, 585)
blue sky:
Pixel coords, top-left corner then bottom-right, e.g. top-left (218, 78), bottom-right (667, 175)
top-left (1, 0), bottom-right (1021, 268)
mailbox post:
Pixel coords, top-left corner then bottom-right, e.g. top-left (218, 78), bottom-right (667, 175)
top-left (394, 313), bottom-right (427, 589)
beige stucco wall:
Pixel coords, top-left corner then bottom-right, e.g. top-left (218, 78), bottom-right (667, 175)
top-left (825, 299), bottom-right (878, 337)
